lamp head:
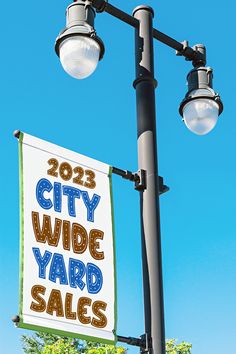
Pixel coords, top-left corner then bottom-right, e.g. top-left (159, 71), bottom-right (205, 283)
top-left (179, 65), bottom-right (223, 135)
top-left (55, 0), bottom-right (105, 79)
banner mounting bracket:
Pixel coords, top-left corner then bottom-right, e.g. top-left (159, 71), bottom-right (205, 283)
top-left (112, 166), bottom-right (169, 194)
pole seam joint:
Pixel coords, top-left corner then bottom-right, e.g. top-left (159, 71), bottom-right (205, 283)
top-left (133, 77), bottom-right (158, 89)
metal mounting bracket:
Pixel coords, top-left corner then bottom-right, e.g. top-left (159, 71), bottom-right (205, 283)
top-left (93, 0), bottom-right (108, 12)
top-left (117, 334), bottom-right (144, 348)
top-left (112, 167), bottom-right (146, 191)
top-left (117, 333), bottom-right (151, 350)
top-left (158, 176), bottom-right (170, 195)
top-left (112, 166), bottom-right (169, 194)
top-left (134, 169), bottom-right (146, 191)
top-left (140, 333), bottom-right (152, 353)
top-left (12, 315), bottom-right (20, 327)
top-left (176, 41), bottom-right (206, 67)
top-left (112, 166), bottom-right (136, 182)
top-left (176, 40), bottom-right (189, 57)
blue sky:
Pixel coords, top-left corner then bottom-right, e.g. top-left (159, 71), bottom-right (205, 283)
top-left (1, 0), bottom-right (235, 353)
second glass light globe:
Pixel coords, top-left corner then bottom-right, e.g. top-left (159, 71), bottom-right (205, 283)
top-left (183, 98), bottom-right (219, 135)
top-left (60, 36), bottom-right (100, 79)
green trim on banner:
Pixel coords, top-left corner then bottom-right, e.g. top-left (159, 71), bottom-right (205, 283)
top-left (17, 321), bottom-right (115, 345)
top-left (19, 132), bottom-right (24, 318)
top-left (17, 134), bottom-right (116, 344)
top-left (109, 166), bottom-right (118, 343)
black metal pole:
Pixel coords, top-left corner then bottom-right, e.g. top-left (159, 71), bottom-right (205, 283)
top-left (133, 6), bottom-right (165, 354)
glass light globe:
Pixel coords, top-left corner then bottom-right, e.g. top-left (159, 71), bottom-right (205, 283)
top-left (59, 36), bottom-right (100, 79)
top-left (183, 98), bottom-right (219, 135)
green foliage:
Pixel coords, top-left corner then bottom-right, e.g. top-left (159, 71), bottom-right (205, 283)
top-left (42, 339), bottom-right (79, 354)
top-left (21, 332), bottom-right (126, 354)
top-left (166, 339), bottom-right (192, 354)
top-left (21, 332), bottom-right (191, 354)
top-left (42, 340), bottom-right (126, 354)
top-left (22, 333), bottom-right (60, 353)
top-left (86, 344), bottom-right (126, 354)
top-left (21, 333), bottom-right (80, 354)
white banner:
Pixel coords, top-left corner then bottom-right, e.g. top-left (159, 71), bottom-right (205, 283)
top-left (18, 132), bottom-right (116, 344)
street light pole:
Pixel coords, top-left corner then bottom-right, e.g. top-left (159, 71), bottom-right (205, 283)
top-left (55, 1), bottom-right (224, 353)
top-left (133, 6), bottom-right (165, 354)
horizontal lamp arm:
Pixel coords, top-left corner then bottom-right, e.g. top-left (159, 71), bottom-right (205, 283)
top-left (153, 31), bottom-right (205, 65)
top-left (89, 0), bottom-right (205, 66)
top-left (91, 0), bottom-right (138, 26)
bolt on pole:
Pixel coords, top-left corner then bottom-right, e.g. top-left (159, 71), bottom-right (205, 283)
top-left (133, 6), bottom-right (165, 354)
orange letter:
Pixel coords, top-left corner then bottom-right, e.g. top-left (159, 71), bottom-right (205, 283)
top-left (63, 220), bottom-right (71, 251)
top-left (92, 301), bottom-right (107, 328)
top-left (46, 289), bottom-right (64, 317)
top-left (72, 223), bottom-right (88, 254)
top-left (77, 297), bottom-right (91, 324)
top-left (30, 285), bottom-right (46, 313)
top-left (89, 229), bottom-right (104, 260)
top-left (32, 212), bottom-right (62, 247)
top-left (65, 293), bottom-right (76, 320)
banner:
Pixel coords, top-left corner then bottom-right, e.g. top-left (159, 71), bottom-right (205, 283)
top-left (17, 132), bottom-right (116, 344)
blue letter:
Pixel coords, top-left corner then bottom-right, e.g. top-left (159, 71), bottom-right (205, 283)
top-left (36, 178), bottom-right (53, 210)
top-left (63, 186), bottom-right (81, 217)
top-left (81, 192), bottom-right (101, 222)
top-left (69, 258), bottom-right (86, 290)
top-left (49, 253), bottom-right (68, 285)
top-left (54, 182), bottom-right (62, 212)
top-left (87, 263), bottom-right (103, 294)
top-left (32, 247), bottom-right (52, 279)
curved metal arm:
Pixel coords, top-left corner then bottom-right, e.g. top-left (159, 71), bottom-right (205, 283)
top-left (88, 0), bottom-right (206, 66)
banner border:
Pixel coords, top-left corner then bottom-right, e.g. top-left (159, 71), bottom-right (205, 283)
top-left (17, 321), bottom-right (115, 345)
top-left (19, 132), bottom-right (24, 318)
top-left (18, 132), bottom-right (117, 346)
top-left (109, 166), bottom-right (118, 342)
